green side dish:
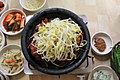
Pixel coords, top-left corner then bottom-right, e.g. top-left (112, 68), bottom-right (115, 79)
top-left (113, 44), bottom-right (120, 75)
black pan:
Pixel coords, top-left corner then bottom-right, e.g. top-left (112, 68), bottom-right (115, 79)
top-left (21, 8), bottom-right (90, 75)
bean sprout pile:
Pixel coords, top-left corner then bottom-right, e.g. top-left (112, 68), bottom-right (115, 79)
top-left (30, 18), bottom-right (87, 63)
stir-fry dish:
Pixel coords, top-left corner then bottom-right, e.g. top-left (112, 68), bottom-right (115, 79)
top-left (3, 12), bottom-right (25, 32)
top-left (29, 18), bottom-right (87, 64)
top-left (1, 50), bottom-right (24, 73)
top-left (92, 70), bottom-right (113, 80)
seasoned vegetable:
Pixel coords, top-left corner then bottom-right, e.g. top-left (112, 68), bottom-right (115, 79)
top-left (5, 14), bottom-right (13, 22)
top-left (25, 0), bottom-right (43, 10)
top-left (92, 70), bottom-right (113, 80)
top-left (1, 50), bottom-right (24, 73)
top-left (15, 13), bottom-right (22, 21)
top-left (9, 18), bottom-right (15, 26)
top-left (3, 12), bottom-right (25, 32)
top-left (113, 45), bottom-right (120, 74)
top-left (20, 17), bottom-right (25, 28)
top-left (5, 59), bottom-right (15, 63)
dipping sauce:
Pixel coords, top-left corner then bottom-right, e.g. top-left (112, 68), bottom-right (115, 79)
top-left (25, 0), bottom-right (44, 10)
top-left (0, 1), bottom-right (4, 12)
top-left (94, 37), bottom-right (106, 52)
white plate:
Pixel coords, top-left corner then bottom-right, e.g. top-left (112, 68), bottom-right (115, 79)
top-left (88, 65), bottom-right (119, 80)
top-left (0, 44), bottom-right (24, 76)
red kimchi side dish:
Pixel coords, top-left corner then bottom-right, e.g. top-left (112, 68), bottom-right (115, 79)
top-left (3, 12), bottom-right (25, 32)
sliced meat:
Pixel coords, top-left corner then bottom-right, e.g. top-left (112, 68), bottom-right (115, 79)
top-left (94, 37), bottom-right (106, 52)
top-left (43, 18), bottom-right (48, 24)
top-left (30, 40), bottom-right (37, 55)
top-left (29, 40), bottom-right (42, 61)
top-left (32, 53), bottom-right (42, 61)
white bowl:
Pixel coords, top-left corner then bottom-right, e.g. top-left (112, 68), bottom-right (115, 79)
top-left (0, 8), bottom-right (26, 35)
top-left (0, 0), bottom-right (8, 15)
top-left (88, 65), bottom-right (119, 80)
top-left (19, 0), bottom-right (46, 12)
top-left (91, 32), bottom-right (113, 55)
top-left (0, 30), bottom-right (5, 50)
top-left (0, 44), bottom-right (24, 76)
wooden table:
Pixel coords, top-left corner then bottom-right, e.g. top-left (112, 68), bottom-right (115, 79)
top-left (6, 0), bottom-right (120, 80)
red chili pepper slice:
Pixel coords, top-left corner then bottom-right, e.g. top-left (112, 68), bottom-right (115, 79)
top-left (5, 59), bottom-right (15, 63)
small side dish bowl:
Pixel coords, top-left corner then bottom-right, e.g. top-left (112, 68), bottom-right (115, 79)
top-left (91, 32), bottom-right (113, 55)
top-left (19, 0), bottom-right (46, 12)
top-left (88, 65), bottom-right (119, 80)
top-left (0, 0), bottom-right (8, 15)
top-left (0, 30), bottom-right (5, 50)
top-left (0, 44), bottom-right (24, 76)
top-left (0, 8), bottom-right (26, 35)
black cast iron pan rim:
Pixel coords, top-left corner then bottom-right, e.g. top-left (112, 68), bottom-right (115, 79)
top-left (21, 8), bottom-right (90, 75)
